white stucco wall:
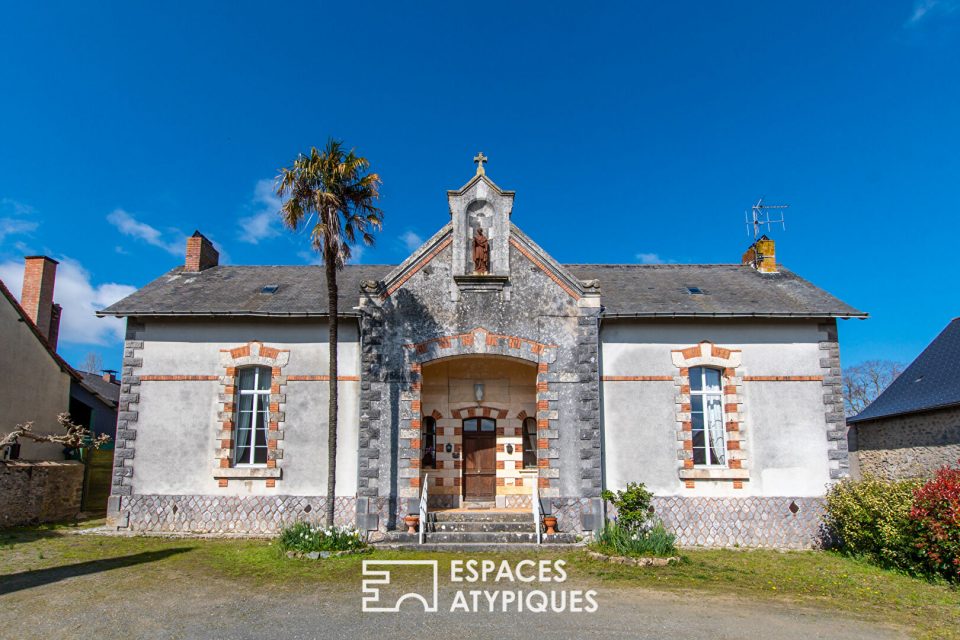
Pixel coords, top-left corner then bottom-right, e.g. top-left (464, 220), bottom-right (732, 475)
top-left (601, 320), bottom-right (833, 497)
top-left (130, 319), bottom-right (360, 497)
top-left (0, 294), bottom-right (72, 460)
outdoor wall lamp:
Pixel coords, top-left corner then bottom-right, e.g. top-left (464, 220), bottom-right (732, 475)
top-left (474, 383), bottom-right (485, 403)
top-left (505, 444), bottom-right (514, 455)
top-left (445, 443), bottom-right (453, 453)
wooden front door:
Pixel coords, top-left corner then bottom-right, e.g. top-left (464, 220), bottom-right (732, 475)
top-left (462, 417), bottom-right (496, 500)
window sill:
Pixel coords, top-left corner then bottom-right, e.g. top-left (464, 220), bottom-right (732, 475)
top-left (214, 467), bottom-right (282, 479)
top-left (678, 468), bottom-right (749, 480)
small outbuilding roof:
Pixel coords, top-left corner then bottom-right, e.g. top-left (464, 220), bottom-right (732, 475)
top-left (849, 318), bottom-right (960, 423)
top-left (99, 262), bottom-right (864, 320)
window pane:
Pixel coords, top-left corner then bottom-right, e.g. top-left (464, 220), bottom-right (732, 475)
top-left (464, 419), bottom-right (478, 432)
top-left (522, 418), bottom-right (537, 468)
top-left (421, 417), bottom-right (436, 468)
top-left (256, 367), bottom-right (272, 391)
top-left (252, 408), bottom-right (268, 464)
top-left (703, 368), bottom-right (722, 391)
top-left (706, 395), bottom-right (726, 464)
top-left (238, 368), bottom-right (256, 391)
top-left (690, 395), bottom-right (703, 414)
top-left (480, 418), bottom-right (495, 431)
top-left (689, 367), bottom-right (703, 392)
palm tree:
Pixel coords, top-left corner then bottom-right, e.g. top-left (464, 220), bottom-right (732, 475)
top-left (276, 139), bottom-right (382, 526)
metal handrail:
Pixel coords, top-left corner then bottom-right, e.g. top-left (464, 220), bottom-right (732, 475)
top-left (532, 479), bottom-right (541, 545)
top-left (419, 473), bottom-right (428, 545)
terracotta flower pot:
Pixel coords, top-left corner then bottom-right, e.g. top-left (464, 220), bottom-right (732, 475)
top-left (543, 516), bottom-right (558, 535)
top-left (404, 515), bottom-right (420, 534)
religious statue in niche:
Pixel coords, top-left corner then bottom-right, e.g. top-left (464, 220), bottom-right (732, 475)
top-left (472, 227), bottom-right (490, 274)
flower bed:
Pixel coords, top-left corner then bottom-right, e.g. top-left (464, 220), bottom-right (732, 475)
top-left (278, 522), bottom-right (367, 555)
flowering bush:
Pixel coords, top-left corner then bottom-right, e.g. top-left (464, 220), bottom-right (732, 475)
top-left (823, 475), bottom-right (922, 573)
top-left (601, 482), bottom-right (654, 532)
top-left (591, 519), bottom-right (677, 558)
top-left (278, 522), bottom-right (366, 554)
top-left (911, 461), bottom-right (960, 582)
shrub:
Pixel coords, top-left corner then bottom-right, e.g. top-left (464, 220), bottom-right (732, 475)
top-left (823, 475), bottom-right (923, 573)
top-left (911, 461), bottom-right (960, 582)
top-left (591, 519), bottom-right (678, 558)
top-left (278, 522), bottom-right (366, 554)
top-left (601, 482), bottom-right (654, 531)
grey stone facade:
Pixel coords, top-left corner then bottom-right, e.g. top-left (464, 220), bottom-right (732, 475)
top-left (354, 174), bottom-right (604, 533)
top-left (120, 495), bottom-right (356, 533)
top-left (608, 497), bottom-right (827, 549)
top-left (854, 405), bottom-right (960, 479)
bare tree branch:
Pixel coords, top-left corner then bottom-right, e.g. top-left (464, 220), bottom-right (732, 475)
top-left (1, 413), bottom-right (111, 451)
top-left (843, 360), bottom-right (905, 417)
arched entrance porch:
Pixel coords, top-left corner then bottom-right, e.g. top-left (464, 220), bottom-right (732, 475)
top-left (419, 355), bottom-right (539, 507)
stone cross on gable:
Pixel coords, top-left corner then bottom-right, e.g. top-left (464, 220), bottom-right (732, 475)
top-left (473, 152), bottom-right (488, 176)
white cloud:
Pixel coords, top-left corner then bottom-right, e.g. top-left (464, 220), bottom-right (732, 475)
top-left (0, 257), bottom-right (136, 346)
top-left (107, 209), bottom-right (186, 255)
top-left (238, 179), bottom-right (282, 244)
top-left (0, 198), bottom-right (39, 245)
top-left (636, 252), bottom-right (664, 264)
top-left (400, 230), bottom-right (423, 252)
top-left (906, 0), bottom-right (960, 25)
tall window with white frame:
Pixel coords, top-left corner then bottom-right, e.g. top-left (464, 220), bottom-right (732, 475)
top-left (689, 366), bottom-right (726, 466)
top-left (234, 366), bottom-right (270, 466)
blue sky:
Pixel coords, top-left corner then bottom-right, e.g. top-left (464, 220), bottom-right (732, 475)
top-left (1, 1), bottom-right (958, 373)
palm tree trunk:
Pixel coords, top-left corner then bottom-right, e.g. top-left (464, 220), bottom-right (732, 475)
top-left (325, 256), bottom-right (339, 527)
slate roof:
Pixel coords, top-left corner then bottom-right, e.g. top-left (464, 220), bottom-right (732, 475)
top-left (849, 318), bottom-right (960, 423)
top-left (567, 264), bottom-right (864, 318)
top-left (99, 265), bottom-right (392, 318)
top-left (100, 263), bottom-right (864, 320)
top-left (77, 371), bottom-right (121, 407)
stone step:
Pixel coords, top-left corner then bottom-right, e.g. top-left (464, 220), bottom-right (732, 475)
top-left (376, 542), bottom-right (582, 553)
top-left (421, 531), bottom-right (577, 544)
top-left (430, 511), bottom-right (532, 524)
top-left (427, 521), bottom-right (534, 533)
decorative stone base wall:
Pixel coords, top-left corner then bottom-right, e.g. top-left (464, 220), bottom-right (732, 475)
top-left (854, 406), bottom-right (960, 480)
top-left (643, 496), bottom-right (826, 549)
top-left (113, 495), bottom-right (357, 534)
top-left (0, 461), bottom-right (84, 527)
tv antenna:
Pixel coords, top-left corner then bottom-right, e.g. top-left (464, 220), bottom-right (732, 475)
top-left (745, 198), bottom-right (788, 239)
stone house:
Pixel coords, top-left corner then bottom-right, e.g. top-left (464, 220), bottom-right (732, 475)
top-left (848, 318), bottom-right (960, 480)
top-left (99, 163), bottom-right (865, 547)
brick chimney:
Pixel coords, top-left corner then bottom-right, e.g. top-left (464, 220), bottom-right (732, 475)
top-left (185, 231), bottom-right (219, 272)
top-left (21, 256), bottom-right (60, 344)
top-left (102, 369), bottom-right (118, 384)
top-left (742, 235), bottom-right (778, 273)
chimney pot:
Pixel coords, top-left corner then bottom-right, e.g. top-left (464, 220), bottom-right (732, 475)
top-left (21, 256), bottom-right (60, 342)
top-left (184, 231), bottom-right (219, 272)
top-left (742, 236), bottom-right (778, 273)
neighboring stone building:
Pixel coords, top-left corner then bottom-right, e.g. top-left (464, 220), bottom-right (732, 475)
top-left (0, 256), bottom-right (77, 460)
top-left (848, 318), bottom-right (960, 480)
top-left (99, 161), bottom-right (866, 547)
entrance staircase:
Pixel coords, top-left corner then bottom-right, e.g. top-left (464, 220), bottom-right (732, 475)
top-left (381, 509), bottom-right (579, 552)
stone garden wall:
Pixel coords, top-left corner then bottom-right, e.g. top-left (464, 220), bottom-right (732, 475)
top-left (0, 460), bottom-right (84, 527)
top-left (855, 406), bottom-right (960, 480)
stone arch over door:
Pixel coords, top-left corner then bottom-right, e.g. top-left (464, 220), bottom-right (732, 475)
top-left (398, 327), bottom-right (561, 503)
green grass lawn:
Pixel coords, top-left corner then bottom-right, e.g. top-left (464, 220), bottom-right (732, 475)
top-left (1, 523), bottom-right (958, 639)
